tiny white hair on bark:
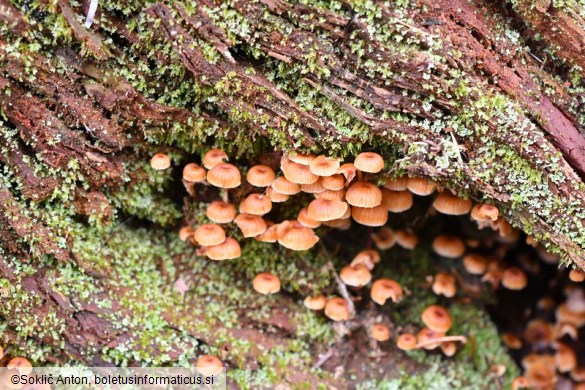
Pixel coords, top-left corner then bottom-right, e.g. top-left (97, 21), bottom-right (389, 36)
top-left (84, 0), bottom-right (99, 29)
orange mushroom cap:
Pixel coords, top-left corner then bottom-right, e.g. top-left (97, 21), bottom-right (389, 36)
top-left (407, 177), bottom-right (436, 196)
top-left (252, 272), bottom-right (281, 295)
top-left (381, 189), bottom-right (413, 213)
top-left (370, 323), bottom-right (391, 341)
top-left (235, 213), bottom-right (267, 237)
top-left (351, 249), bottom-right (381, 270)
top-left (203, 237), bottom-right (241, 260)
top-left (371, 227), bottom-right (395, 250)
top-left (433, 192), bottom-right (472, 215)
top-left (195, 355), bottom-right (223, 376)
top-left (307, 198), bottom-right (349, 222)
top-left (150, 153), bottom-right (171, 170)
top-left (421, 305), bottom-right (453, 333)
top-left (271, 176), bottom-right (301, 195)
top-left (276, 221), bottom-right (319, 251)
top-left (354, 152), bottom-right (384, 173)
top-left (255, 223), bottom-right (278, 243)
top-left (6, 357), bottom-right (32, 375)
top-left (470, 203), bottom-right (499, 222)
top-left (194, 224), bottom-right (226, 246)
top-left (314, 188), bottom-right (346, 201)
top-left (371, 278), bottom-right (403, 305)
top-left (346, 182), bottom-right (383, 208)
top-left (297, 207), bottom-right (322, 228)
top-left (462, 253), bottom-right (488, 275)
top-left (417, 327), bottom-right (446, 350)
top-left (206, 201), bottom-right (237, 223)
top-left (239, 193), bottom-right (272, 216)
top-left (501, 267), bottom-right (528, 290)
top-left (383, 176), bottom-right (408, 191)
top-left (266, 186), bottom-right (290, 203)
top-left (202, 149), bottom-right (228, 169)
top-left (324, 297), bottom-right (350, 321)
top-left (396, 333), bottom-right (417, 351)
top-left (394, 230), bottom-right (418, 249)
top-left (301, 178), bottom-right (326, 194)
top-left (286, 151), bottom-right (316, 165)
top-left (432, 235), bottom-right (466, 258)
top-left (303, 295), bottom-right (327, 310)
top-left (321, 174), bottom-right (345, 191)
top-left (339, 264), bottom-right (372, 287)
top-left (281, 158), bottom-right (319, 184)
top-left (207, 163), bottom-right (241, 189)
top-left (183, 163), bottom-right (206, 182)
top-left (247, 165), bottom-right (276, 187)
top-left (309, 156), bottom-right (341, 176)
top-left (432, 272), bottom-right (457, 298)
top-left (352, 205), bottom-right (388, 227)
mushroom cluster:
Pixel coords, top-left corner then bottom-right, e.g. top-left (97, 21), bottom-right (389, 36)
top-left (153, 148), bottom-right (584, 385)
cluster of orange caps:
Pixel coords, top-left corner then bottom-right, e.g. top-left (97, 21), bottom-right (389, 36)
top-left (151, 150), bottom-right (585, 384)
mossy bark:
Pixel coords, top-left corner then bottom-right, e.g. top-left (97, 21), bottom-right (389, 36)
top-left (0, 0), bottom-right (583, 387)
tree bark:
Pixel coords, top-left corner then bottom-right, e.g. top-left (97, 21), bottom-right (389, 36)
top-left (0, 0), bottom-right (584, 386)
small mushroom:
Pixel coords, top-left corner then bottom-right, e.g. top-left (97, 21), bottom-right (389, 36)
top-left (321, 174), bottom-right (345, 191)
top-left (276, 221), bottom-right (319, 251)
top-left (371, 227), bottom-right (395, 250)
top-left (346, 182), bottom-right (383, 208)
top-left (406, 177), bottom-right (435, 196)
top-left (194, 224), bottom-right (226, 246)
top-left (195, 355), bottom-right (223, 376)
top-left (324, 297), bottom-right (350, 321)
top-left (433, 191), bottom-right (472, 215)
top-left (301, 178), bottom-right (326, 194)
top-left (339, 264), bottom-right (372, 287)
top-left (432, 235), bottom-right (466, 258)
top-left (207, 163), bottom-right (241, 189)
top-left (396, 333), bottom-right (417, 351)
top-left (432, 272), bottom-right (457, 298)
top-left (202, 237), bottom-right (241, 260)
top-left (309, 156), bottom-right (340, 176)
top-left (354, 152), bottom-right (384, 173)
top-left (381, 189), bottom-right (413, 213)
top-left (352, 205), bottom-right (388, 227)
top-left (297, 207), bottom-right (321, 228)
top-left (150, 153), bottom-right (171, 170)
top-left (281, 158), bottom-right (319, 184)
top-left (421, 305), bottom-right (452, 333)
top-left (183, 163), bottom-right (206, 182)
top-left (371, 278), bottom-right (403, 305)
top-left (303, 295), bottom-right (327, 310)
top-left (462, 254), bottom-right (488, 275)
top-left (239, 193), bottom-right (272, 216)
top-left (307, 198), bottom-right (349, 221)
top-left (247, 165), bottom-right (276, 187)
top-left (286, 151), bottom-right (316, 165)
top-left (501, 267), bottom-right (528, 290)
top-left (7, 357), bottom-right (32, 375)
top-left (266, 186), bottom-right (290, 203)
top-left (252, 272), bottom-right (281, 295)
top-left (235, 214), bottom-right (267, 237)
top-left (202, 149), bottom-right (228, 169)
top-left (383, 177), bottom-right (408, 191)
top-left (206, 201), bottom-right (237, 223)
top-left (394, 230), bottom-right (418, 250)
top-left (370, 323), bottom-right (391, 341)
top-left (271, 176), bottom-right (301, 195)
top-left (351, 249), bottom-right (381, 270)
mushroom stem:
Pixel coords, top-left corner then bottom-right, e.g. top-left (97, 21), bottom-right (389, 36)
top-left (324, 257), bottom-right (356, 317)
top-left (414, 335), bottom-right (468, 349)
top-left (220, 189), bottom-right (229, 203)
top-left (357, 169), bottom-right (363, 182)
